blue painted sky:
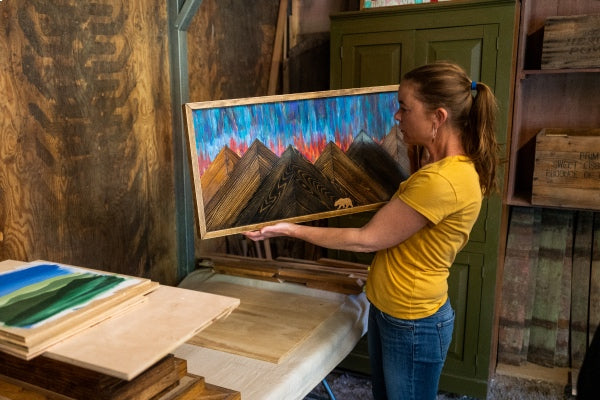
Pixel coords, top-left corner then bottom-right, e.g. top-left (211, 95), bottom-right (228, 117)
top-left (0, 264), bottom-right (72, 297)
top-left (192, 91), bottom-right (398, 175)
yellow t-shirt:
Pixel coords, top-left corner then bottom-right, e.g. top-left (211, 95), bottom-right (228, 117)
top-left (365, 155), bottom-right (482, 319)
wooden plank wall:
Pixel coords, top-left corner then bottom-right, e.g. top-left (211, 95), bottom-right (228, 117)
top-left (498, 207), bottom-right (600, 370)
top-left (0, 1), bottom-right (177, 284)
top-left (186, 0), bottom-right (280, 103)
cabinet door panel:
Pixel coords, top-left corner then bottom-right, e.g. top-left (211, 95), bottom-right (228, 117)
top-left (415, 25), bottom-right (499, 87)
top-left (469, 199), bottom-right (488, 244)
top-left (445, 251), bottom-right (484, 375)
top-left (341, 31), bottom-right (414, 88)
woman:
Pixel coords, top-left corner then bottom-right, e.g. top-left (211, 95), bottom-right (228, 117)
top-left (245, 61), bottom-right (499, 400)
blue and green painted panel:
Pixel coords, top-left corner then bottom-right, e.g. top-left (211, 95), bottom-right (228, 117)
top-left (0, 263), bottom-right (135, 329)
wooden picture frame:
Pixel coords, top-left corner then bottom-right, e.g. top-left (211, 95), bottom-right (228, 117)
top-left (360, 0), bottom-right (450, 9)
top-left (184, 85), bottom-right (410, 239)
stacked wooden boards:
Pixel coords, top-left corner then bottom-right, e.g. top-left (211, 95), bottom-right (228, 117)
top-left (0, 352), bottom-right (240, 400)
top-left (201, 253), bottom-right (368, 295)
top-left (0, 260), bottom-right (240, 381)
top-left (498, 209), bottom-right (600, 372)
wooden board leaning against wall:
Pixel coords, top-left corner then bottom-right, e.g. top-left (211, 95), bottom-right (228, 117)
top-left (0, 1), bottom-right (177, 284)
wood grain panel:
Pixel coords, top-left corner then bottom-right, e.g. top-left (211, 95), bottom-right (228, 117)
top-left (186, 0), bottom-right (280, 102)
top-left (186, 281), bottom-right (342, 363)
top-left (0, 1), bottom-right (176, 284)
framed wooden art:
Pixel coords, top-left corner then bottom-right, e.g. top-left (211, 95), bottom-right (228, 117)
top-left (184, 85), bottom-right (411, 239)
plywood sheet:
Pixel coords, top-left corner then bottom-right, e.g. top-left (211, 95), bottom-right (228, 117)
top-left (186, 281), bottom-right (342, 363)
top-left (44, 285), bottom-right (239, 380)
top-left (0, 260), bottom-right (157, 360)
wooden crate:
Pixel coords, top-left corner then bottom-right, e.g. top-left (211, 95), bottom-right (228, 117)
top-left (532, 129), bottom-right (600, 210)
top-left (541, 14), bottom-right (600, 69)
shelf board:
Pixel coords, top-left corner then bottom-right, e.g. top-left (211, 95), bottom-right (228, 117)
top-left (520, 68), bottom-right (600, 78)
top-left (505, 193), bottom-right (531, 207)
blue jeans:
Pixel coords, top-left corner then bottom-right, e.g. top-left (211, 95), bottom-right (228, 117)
top-left (368, 299), bottom-right (455, 400)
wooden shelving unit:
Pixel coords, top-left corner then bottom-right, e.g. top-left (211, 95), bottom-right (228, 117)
top-left (505, 0), bottom-right (600, 207)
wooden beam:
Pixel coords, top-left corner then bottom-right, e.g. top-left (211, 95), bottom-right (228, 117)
top-left (168, 0), bottom-right (199, 280)
top-left (268, 0), bottom-right (288, 95)
top-left (174, 0), bottom-right (204, 30)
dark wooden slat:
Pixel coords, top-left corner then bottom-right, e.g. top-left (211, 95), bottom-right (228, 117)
top-left (521, 208), bottom-right (542, 362)
top-left (589, 213), bottom-right (600, 347)
top-left (205, 253), bottom-right (365, 294)
top-left (570, 211), bottom-right (594, 369)
top-left (497, 207), bottom-right (536, 365)
top-left (528, 209), bottom-right (573, 367)
top-left (555, 210), bottom-right (574, 367)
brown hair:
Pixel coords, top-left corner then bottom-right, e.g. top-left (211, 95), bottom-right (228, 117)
top-left (403, 62), bottom-right (500, 196)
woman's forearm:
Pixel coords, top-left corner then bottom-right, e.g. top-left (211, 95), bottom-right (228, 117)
top-left (288, 224), bottom-right (378, 253)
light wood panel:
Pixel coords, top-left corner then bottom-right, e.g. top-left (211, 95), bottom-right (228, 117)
top-left (45, 284), bottom-right (239, 380)
top-left (186, 281), bottom-right (342, 363)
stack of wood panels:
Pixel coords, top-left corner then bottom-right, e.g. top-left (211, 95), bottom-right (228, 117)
top-left (0, 352), bottom-right (240, 400)
top-left (0, 260), bottom-right (158, 360)
top-left (498, 209), bottom-right (600, 372)
top-left (202, 253), bottom-right (368, 295)
top-left (0, 260), bottom-right (240, 383)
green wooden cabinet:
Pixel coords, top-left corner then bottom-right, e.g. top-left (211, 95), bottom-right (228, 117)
top-left (329, 1), bottom-right (516, 397)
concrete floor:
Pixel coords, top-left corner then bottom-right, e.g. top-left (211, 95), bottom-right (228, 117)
top-left (304, 369), bottom-right (475, 400)
top-left (304, 368), bottom-right (575, 400)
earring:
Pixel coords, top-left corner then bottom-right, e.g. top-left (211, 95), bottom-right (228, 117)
top-left (432, 126), bottom-right (437, 142)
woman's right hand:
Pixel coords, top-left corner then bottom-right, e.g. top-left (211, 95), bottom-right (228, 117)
top-left (242, 222), bottom-right (296, 241)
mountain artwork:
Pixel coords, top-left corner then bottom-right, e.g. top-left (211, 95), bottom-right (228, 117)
top-left (185, 85), bottom-right (411, 239)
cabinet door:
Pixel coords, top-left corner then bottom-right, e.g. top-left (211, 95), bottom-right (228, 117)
top-left (340, 30), bottom-right (415, 88)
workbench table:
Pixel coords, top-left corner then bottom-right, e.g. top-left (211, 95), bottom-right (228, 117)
top-left (173, 269), bottom-right (369, 400)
